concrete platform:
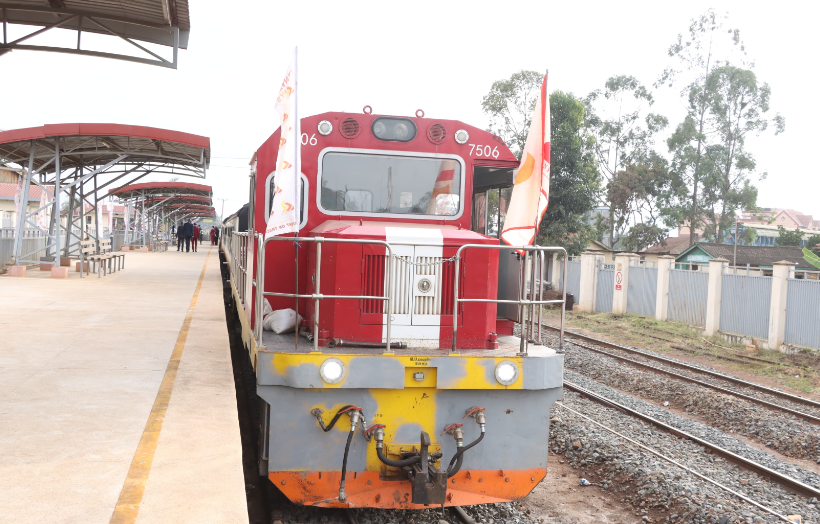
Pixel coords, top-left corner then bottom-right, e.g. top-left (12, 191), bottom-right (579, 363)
top-left (0, 245), bottom-right (247, 523)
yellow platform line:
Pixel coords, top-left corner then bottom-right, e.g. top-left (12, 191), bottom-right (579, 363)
top-left (110, 247), bottom-right (212, 524)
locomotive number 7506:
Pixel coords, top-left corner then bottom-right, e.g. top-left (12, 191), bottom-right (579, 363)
top-left (468, 144), bottom-right (500, 159)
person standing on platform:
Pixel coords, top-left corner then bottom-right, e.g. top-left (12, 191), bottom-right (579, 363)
top-left (192, 223), bottom-right (200, 252)
top-left (176, 222), bottom-right (184, 251)
top-left (214, 226), bottom-right (219, 245)
top-left (183, 220), bottom-right (193, 252)
top-left (210, 226), bottom-right (216, 245)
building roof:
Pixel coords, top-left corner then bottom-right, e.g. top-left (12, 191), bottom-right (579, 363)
top-left (643, 235), bottom-right (697, 255)
top-left (0, 0), bottom-right (191, 48)
top-left (0, 123), bottom-right (210, 177)
top-left (0, 182), bottom-right (45, 200)
top-left (677, 242), bottom-right (814, 269)
top-left (109, 181), bottom-right (212, 199)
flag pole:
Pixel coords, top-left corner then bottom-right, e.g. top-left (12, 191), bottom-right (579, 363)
top-left (294, 46), bottom-right (300, 351)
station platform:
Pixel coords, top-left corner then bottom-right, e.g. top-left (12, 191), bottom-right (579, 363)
top-left (0, 245), bottom-right (248, 523)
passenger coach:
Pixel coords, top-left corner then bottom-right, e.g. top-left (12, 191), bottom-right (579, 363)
top-left (222, 108), bottom-right (565, 509)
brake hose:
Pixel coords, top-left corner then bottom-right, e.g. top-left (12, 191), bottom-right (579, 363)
top-left (446, 431), bottom-right (485, 478)
top-left (312, 405), bottom-right (354, 432)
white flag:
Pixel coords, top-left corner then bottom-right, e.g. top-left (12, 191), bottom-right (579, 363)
top-left (107, 199), bottom-right (114, 235)
top-left (13, 174), bottom-right (24, 221)
top-left (265, 48), bottom-right (301, 239)
top-left (38, 188), bottom-right (49, 230)
top-left (500, 73), bottom-right (550, 252)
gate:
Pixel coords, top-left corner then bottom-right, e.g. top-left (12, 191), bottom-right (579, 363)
top-left (784, 278), bottom-right (820, 350)
top-left (562, 260), bottom-right (581, 300)
top-left (719, 273), bottom-right (771, 339)
top-left (627, 265), bottom-right (658, 317)
top-left (668, 270), bottom-right (708, 327)
top-left (596, 265), bottom-right (614, 313)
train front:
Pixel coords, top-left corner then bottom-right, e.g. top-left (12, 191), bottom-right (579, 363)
top-left (253, 112), bottom-right (564, 509)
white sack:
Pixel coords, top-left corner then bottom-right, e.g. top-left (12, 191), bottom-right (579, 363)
top-left (263, 299), bottom-right (274, 317)
top-left (263, 308), bottom-right (302, 334)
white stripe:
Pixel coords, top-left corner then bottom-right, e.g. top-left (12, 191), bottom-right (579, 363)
top-left (382, 228), bottom-right (444, 347)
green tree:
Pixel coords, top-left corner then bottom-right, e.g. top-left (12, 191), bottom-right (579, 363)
top-left (537, 91), bottom-right (601, 255)
top-left (808, 235), bottom-right (820, 250)
top-left (481, 70), bottom-right (543, 158)
top-left (776, 225), bottom-right (805, 246)
top-left (660, 10), bottom-right (748, 246)
top-left (700, 66), bottom-right (785, 241)
top-left (585, 75), bottom-right (670, 248)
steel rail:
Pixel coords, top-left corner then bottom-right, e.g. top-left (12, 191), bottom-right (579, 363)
top-left (543, 324), bottom-right (820, 411)
top-left (451, 506), bottom-right (477, 524)
top-left (554, 398), bottom-right (794, 523)
top-left (560, 332), bottom-right (820, 425)
top-left (563, 380), bottom-right (820, 501)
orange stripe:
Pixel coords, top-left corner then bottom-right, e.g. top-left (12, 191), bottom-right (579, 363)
top-left (109, 247), bottom-right (212, 524)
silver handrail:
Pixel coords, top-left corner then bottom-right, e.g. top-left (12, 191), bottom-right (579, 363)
top-left (231, 232), bottom-right (250, 307)
top-left (452, 244), bottom-right (567, 355)
top-left (255, 235), bottom-right (395, 353)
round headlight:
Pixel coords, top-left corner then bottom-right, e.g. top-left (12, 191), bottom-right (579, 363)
top-left (320, 358), bottom-right (346, 384)
top-left (455, 129), bottom-right (469, 144)
top-left (394, 122), bottom-right (409, 139)
top-left (318, 120), bottom-right (333, 136)
top-left (494, 360), bottom-right (519, 386)
top-left (373, 120), bottom-right (387, 138)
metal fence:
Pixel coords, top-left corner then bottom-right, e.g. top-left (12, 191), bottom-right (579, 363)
top-left (784, 278), bottom-right (820, 350)
top-left (719, 273), bottom-right (772, 340)
top-left (627, 265), bottom-right (658, 317)
top-left (668, 269), bottom-right (708, 327)
top-left (563, 260), bottom-right (581, 300)
top-left (596, 266), bottom-right (614, 313)
top-left (0, 237), bottom-right (46, 266)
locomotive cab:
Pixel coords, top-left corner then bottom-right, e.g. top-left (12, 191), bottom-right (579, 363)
top-left (223, 110), bottom-right (564, 510)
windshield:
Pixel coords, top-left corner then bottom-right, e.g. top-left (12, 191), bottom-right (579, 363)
top-left (320, 152), bottom-right (461, 216)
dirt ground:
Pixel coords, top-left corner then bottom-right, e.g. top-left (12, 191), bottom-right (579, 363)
top-left (518, 458), bottom-right (638, 524)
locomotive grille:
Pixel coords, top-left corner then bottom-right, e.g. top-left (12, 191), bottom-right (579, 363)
top-left (361, 254), bottom-right (462, 318)
top-left (339, 118), bottom-right (361, 139)
top-left (426, 123), bottom-right (447, 145)
top-left (361, 254), bottom-right (411, 315)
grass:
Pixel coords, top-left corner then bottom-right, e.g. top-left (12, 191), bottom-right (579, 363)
top-left (540, 308), bottom-right (820, 395)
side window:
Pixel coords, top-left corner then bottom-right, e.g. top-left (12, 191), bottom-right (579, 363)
top-left (266, 173), bottom-right (308, 228)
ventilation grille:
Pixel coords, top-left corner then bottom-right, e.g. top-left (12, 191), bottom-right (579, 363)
top-left (427, 123), bottom-right (447, 145)
top-left (361, 254), bottom-right (463, 318)
top-left (339, 118), bottom-right (361, 139)
top-left (361, 254), bottom-right (411, 315)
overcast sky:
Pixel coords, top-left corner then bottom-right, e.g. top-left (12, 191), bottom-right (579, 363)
top-left (2, 0), bottom-right (817, 223)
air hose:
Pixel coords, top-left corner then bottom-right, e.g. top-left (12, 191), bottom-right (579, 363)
top-left (446, 429), bottom-right (485, 478)
top-left (312, 405), bottom-right (355, 432)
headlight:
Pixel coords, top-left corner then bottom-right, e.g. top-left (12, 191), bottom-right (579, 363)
top-left (494, 360), bottom-right (519, 386)
top-left (320, 358), bottom-right (346, 384)
top-left (318, 120), bottom-right (333, 136)
top-left (455, 129), bottom-right (469, 144)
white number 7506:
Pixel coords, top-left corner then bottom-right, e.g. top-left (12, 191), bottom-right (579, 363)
top-left (468, 144), bottom-right (499, 158)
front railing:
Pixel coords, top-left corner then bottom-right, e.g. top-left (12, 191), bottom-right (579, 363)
top-left (452, 244), bottom-right (567, 355)
top-left (230, 232), bottom-right (251, 307)
top-left (255, 235), bottom-right (394, 353)
top-left (253, 235), bottom-right (567, 355)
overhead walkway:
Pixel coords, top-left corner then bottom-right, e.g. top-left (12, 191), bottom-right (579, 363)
top-left (0, 244), bottom-right (247, 523)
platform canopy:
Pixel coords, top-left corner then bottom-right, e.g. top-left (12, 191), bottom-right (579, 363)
top-left (0, 0), bottom-right (191, 68)
top-left (0, 123), bottom-right (210, 265)
top-left (107, 181), bottom-right (215, 242)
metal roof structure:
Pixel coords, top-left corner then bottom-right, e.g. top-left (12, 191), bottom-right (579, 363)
top-left (0, 0), bottom-right (191, 68)
top-left (1, 123), bottom-right (209, 265)
top-left (108, 181), bottom-right (215, 243)
top-left (108, 181), bottom-right (211, 199)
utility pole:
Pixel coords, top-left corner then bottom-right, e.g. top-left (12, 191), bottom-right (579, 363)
top-left (218, 198), bottom-right (227, 223)
top-left (733, 221), bottom-right (739, 267)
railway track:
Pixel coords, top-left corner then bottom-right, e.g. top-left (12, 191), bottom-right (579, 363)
top-left (563, 380), bottom-right (820, 500)
top-left (542, 324), bottom-right (820, 424)
top-left (555, 391), bottom-right (801, 523)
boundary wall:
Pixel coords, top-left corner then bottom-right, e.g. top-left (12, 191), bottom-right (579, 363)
top-left (553, 252), bottom-right (820, 352)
